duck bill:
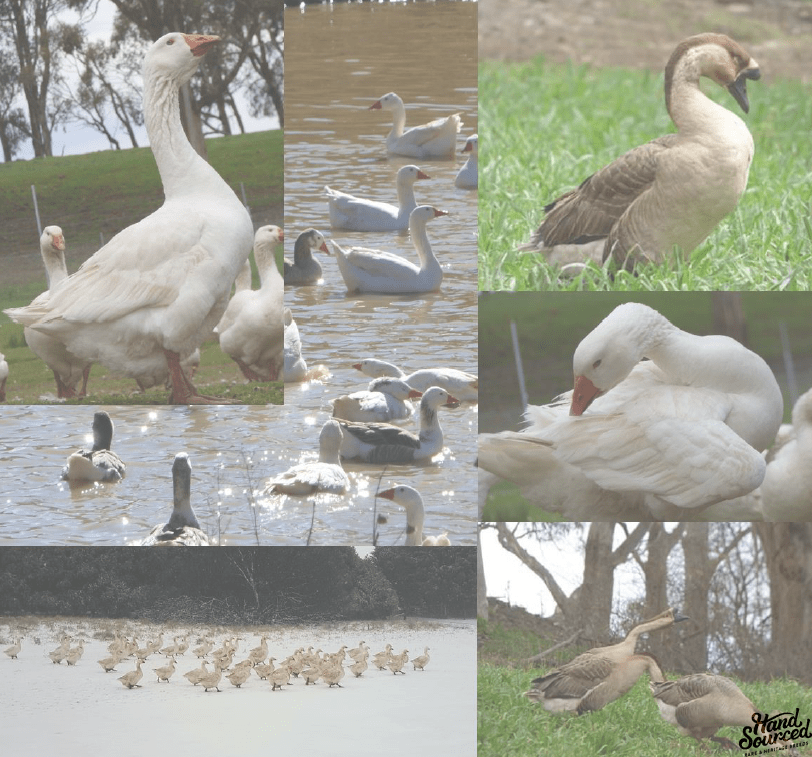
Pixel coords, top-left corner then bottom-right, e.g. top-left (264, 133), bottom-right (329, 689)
top-left (570, 375), bottom-right (602, 416)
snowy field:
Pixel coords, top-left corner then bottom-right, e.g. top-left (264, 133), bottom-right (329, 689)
top-left (1, 616), bottom-right (475, 756)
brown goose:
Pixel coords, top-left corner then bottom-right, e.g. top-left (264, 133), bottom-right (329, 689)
top-left (525, 608), bottom-right (688, 712)
top-left (519, 34), bottom-right (760, 271)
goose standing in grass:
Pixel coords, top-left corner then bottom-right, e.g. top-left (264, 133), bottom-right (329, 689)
top-left (4, 638), bottom-right (21, 659)
top-left (284, 229), bottom-right (330, 285)
top-left (337, 386), bottom-right (459, 463)
top-left (332, 377), bottom-right (422, 423)
top-left (218, 225), bottom-right (284, 381)
top-left (4, 34), bottom-right (254, 403)
top-left (62, 410), bottom-right (126, 483)
top-left (326, 165), bottom-right (430, 231)
top-left (0, 351), bottom-right (7, 402)
top-left (141, 453), bottom-right (210, 545)
top-left (369, 92), bottom-right (461, 159)
top-left (118, 660), bottom-right (143, 689)
top-left (353, 358), bottom-right (478, 401)
top-left (377, 485), bottom-right (451, 545)
top-left (184, 660), bottom-right (209, 685)
top-left (283, 308), bottom-right (307, 382)
top-left (411, 647), bottom-right (431, 671)
top-left (263, 420), bottom-right (350, 495)
top-left (153, 657), bottom-right (177, 682)
top-left (332, 206), bottom-right (448, 294)
top-left (478, 302), bottom-right (783, 520)
top-left (455, 134), bottom-right (477, 189)
top-left (518, 34), bottom-right (761, 271)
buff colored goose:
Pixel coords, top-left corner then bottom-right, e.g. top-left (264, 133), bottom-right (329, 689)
top-left (65, 640), bottom-right (85, 666)
top-left (270, 664), bottom-right (291, 691)
top-left (283, 308), bottom-right (307, 382)
top-left (153, 657), bottom-right (177, 682)
top-left (332, 377), bottom-right (422, 423)
top-left (337, 387), bottom-right (460, 464)
top-left (377, 485), bottom-right (451, 546)
top-left (98, 653), bottom-right (124, 672)
top-left (284, 229), bottom-right (330, 286)
top-left (332, 206), bottom-right (447, 294)
top-left (353, 358), bottom-right (478, 401)
top-left (320, 662), bottom-right (346, 688)
top-left (411, 647), bottom-right (430, 671)
top-left (5, 34), bottom-right (254, 403)
top-left (263, 419), bottom-right (349, 495)
top-left (253, 661), bottom-right (273, 680)
top-left (369, 92), bottom-right (461, 159)
top-left (302, 663), bottom-right (322, 685)
top-left (519, 34), bottom-right (761, 271)
top-left (326, 165), bottom-right (430, 231)
top-left (348, 641), bottom-right (367, 661)
top-left (23, 226), bottom-right (93, 398)
top-left (226, 665), bottom-right (252, 687)
top-left (61, 411), bottom-right (126, 483)
top-left (478, 303), bottom-right (784, 521)
top-left (218, 225), bottom-right (284, 381)
top-left (0, 352), bottom-right (7, 402)
top-left (455, 134), bottom-right (478, 189)
top-left (525, 609), bottom-right (687, 712)
top-left (118, 660), bottom-right (143, 689)
top-left (141, 453), bottom-right (210, 545)
top-left (373, 644), bottom-right (393, 671)
top-left (192, 638), bottom-right (212, 658)
top-left (184, 660), bottom-right (209, 684)
top-left (349, 657), bottom-right (368, 678)
top-left (387, 649), bottom-right (409, 675)
top-left (4, 638), bottom-right (21, 659)
top-left (199, 667), bottom-right (223, 692)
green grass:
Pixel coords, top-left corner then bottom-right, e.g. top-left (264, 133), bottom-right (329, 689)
top-left (479, 59), bottom-right (812, 291)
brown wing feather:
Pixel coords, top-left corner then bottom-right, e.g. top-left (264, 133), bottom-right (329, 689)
top-left (530, 654), bottom-right (615, 700)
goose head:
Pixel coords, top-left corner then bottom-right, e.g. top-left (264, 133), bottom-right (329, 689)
top-left (409, 205), bottom-right (449, 230)
top-left (256, 224), bottom-right (284, 247)
top-left (294, 228), bottom-right (330, 259)
top-left (318, 420), bottom-right (344, 461)
top-left (421, 386), bottom-right (460, 411)
top-left (369, 92), bottom-right (403, 111)
top-left (143, 32), bottom-right (219, 86)
top-left (166, 452), bottom-right (199, 530)
top-left (397, 165), bottom-right (430, 185)
top-left (40, 225), bottom-right (65, 254)
top-left (368, 377), bottom-right (422, 401)
top-left (462, 134), bottom-right (477, 155)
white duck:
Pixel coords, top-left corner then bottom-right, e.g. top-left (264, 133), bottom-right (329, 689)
top-left (337, 386), bottom-right (460, 463)
top-left (218, 225), bottom-right (284, 381)
top-left (0, 352), bottom-right (7, 402)
top-left (215, 258), bottom-right (254, 337)
top-left (377, 485), bottom-right (451, 546)
top-left (141, 453), bottom-right (210, 545)
top-left (284, 229), bottom-right (330, 285)
top-left (332, 205), bottom-right (447, 294)
top-left (62, 410), bottom-right (126, 483)
top-left (263, 420), bottom-right (349, 495)
top-left (326, 165), bottom-right (430, 231)
top-left (478, 302), bottom-right (784, 520)
top-left (283, 308), bottom-right (307, 382)
top-left (353, 357), bottom-right (478, 401)
top-left (455, 134), bottom-right (477, 189)
top-left (4, 34), bottom-right (254, 403)
top-left (23, 226), bottom-right (93, 398)
top-left (332, 377), bottom-right (422, 423)
top-left (369, 92), bottom-right (461, 159)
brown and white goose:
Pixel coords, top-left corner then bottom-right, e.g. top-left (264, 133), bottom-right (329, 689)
top-left (519, 33), bottom-right (761, 271)
top-left (524, 608), bottom-right (687, 713)
top-left (61, 411), bottom-right (126, 483)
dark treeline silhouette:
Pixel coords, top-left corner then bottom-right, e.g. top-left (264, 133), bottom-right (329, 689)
top-left (0, 547), bottom-right (476, 625)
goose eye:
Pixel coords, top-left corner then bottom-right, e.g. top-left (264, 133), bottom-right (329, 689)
top-left (166, 38), bottom-right (175, 45)
top-left (593, 359), bottom-right (602, 369)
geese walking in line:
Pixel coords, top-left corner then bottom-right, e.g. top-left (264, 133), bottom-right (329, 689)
top-left (332, 377), bottom-right (422, 423)
top-left (353, 358), bottom-right (478, 401)
top-left (377, 485), bottom-right (451, 546)
top-left (455, 134), bottom-right (478, 189)
top-left (284, 229), bottom-right (330, 286)
top-left (141, 453), bottom-right (210, 545)
top-left (62, 411), bottom-right (126, 483)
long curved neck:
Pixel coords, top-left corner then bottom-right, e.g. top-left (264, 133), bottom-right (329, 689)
top-left (418, 401), bottom-right (441, 442)
top-left (404, 501), bottom-right (424, 546)
top-left (410, 220), bottom-right (437, 271)
top-left (293, 237), bottom-right (313, 265)
top-left (396, 177), bottom-right (417, 207)
top-left (388, 103), bottom-right (407, 138)
top-left (41, 247), bottom-right (68, 289)
top-left (168, 474), bottom-right (199, 529)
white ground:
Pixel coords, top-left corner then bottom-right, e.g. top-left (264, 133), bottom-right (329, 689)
top-left (1, 616), bottom-right (475, 756)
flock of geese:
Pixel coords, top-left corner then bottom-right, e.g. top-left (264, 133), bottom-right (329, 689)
top-left (3, 632), bottom-right (432, 694)
top-left (524, 609), bottom-right (801, 754)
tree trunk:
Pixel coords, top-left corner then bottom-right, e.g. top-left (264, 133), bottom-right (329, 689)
top-left (682, 523), bottom-right (711, 672)
top-left (711, 292), bottom-right (746, 345)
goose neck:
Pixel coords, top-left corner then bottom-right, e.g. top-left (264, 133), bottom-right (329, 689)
top-left (666, 67), bottom-right (744, 138)
top-left (396, 176), bottom-right (417, 207)
top-left (388, 102), bottom-right (407, 138)
top-left (403, 501), bottom-right (425, 546)
top-left (409, 219), bottom-right (437, 269)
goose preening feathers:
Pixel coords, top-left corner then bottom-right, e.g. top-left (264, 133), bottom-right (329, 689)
top-left (455, 134), bottom-right (477, 189)
top-left (284, 229), bottom-right (330, 286)
top-left (332, 377), bottom-right (422, 423)
top-left (353, 357), bottom-right (478, 401)
top-left (61, 411), bottom-right (126, 483)
top-left (326, 165), bottom-right (430, 231)
top-left (519, 34), bottom-right (760, 271)
top-left (332, 206), bottom-right (448, 294)
top-left (377, 485), bottom-right (451, 546)
top-left (525, 608), bottom-right (687, 713)
top-left (337, 386), bottom-right (460, 464)
top-left (5, 34), bottom-right (254, 404)
top-left (478, 302), bottom-right (783, 520)
top-left (263, 419), bottom-right (350, 496)
top-left (369, 92), bottom-right (461, 159)
top-left (141, 453), bottom-right (210, 545)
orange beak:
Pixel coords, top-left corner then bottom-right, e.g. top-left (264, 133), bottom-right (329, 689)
top-left (369, 100), bottom-right (382, 110)
top-left (183, 34), bottom-right (220, 57)
top-left (377, 488), bottom-right (396, 500)
top-left (570, 375), bottom-right (601, 416)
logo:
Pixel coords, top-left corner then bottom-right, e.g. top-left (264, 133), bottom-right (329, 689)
top-left (739, 709), bottom-right (810, 754)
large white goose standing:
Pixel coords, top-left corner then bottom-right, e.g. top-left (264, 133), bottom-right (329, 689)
top-left (326, 165), bottom-right (430, 231)
top-left (455, 134), bottom-right (477, 189)
top-left (518, 34), bottom-right (760, 271)
top-left (353, 357), bottom-right (478, 401)
top-left (369, 92), bottom-right (461, 159)
top-left (4, 34), bottom-right (254, 403)
top-left (478, 302), bottom-right (783, 520)
top-left (218, 225), bottom-right (284, 382)
top-left (331, 205), bottom-right (447, 294)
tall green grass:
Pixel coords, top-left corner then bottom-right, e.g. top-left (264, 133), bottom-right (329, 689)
top-left (479, 59), bottom-right (812, 291)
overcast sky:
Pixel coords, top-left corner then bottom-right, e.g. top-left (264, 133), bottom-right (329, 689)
top-left (13, 0), bottom-right (277, 161)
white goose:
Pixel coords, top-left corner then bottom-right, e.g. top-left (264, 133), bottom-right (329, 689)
top-left (519, 34), bottom-right (760, 270)
top-left (332, 377), bottom-right (422, 423)
top-left (23, 226), bottom-right (93, 398)
top-left (284, 229), bottom-right (330, 285)
top-left (62, 410), bottom-right (126, 483)
top-left (283, 308), bottom-right (307, 382)
top-left (377, 485), bottom-right (451, 546)
top-left (263, 420), bottom-right (349, 495)
top-left (218, 225), bottom-right (284, 381)
top-left (455, 134), bottom-right (477, 189)
top-left (478, 302), bottom-right (783, 520)
top-left (141, 453), bottom-right (210, 545)
top-left (4, 637), bottom-right (21, 659)
top-left (337, 386), bottom-right (460, 464)
top-left (369, 92), bottom-right (461, 159)
top-left (326, 165), bottom-right (430, 231)
top-left (0, 352), bottom-right (7, 402)
top-left (215, 258), bottom-right (254, 337)
top-left (332, 205), bottom-right (447, 294)
top-left (4, 34), bottom-right (254, 403)
top-left (353, 357), bottom-right (478, 401)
